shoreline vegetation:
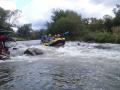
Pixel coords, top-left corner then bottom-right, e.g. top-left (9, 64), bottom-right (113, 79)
top-left (1, 5), bottom-right (120, 44)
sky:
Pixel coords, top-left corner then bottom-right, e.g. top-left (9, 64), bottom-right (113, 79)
top-left (0, 0), bottom-right (119, 29)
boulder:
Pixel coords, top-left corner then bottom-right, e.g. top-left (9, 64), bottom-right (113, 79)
top-left (24, 48), bottom-right (43, 56)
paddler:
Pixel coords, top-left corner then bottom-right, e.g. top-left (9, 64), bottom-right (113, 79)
top-left (0, 33), bottom-right (15, 55)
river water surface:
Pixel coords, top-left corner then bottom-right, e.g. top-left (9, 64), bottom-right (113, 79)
top-left (0, 40), bottom-right (120, 90)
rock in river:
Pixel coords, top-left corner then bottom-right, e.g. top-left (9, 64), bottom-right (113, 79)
top-left (24, 48), bottom-right (43, 56)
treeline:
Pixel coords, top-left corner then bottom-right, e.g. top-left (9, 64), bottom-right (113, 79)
top-left (0, 7), bottom-right (16, 35)
top-left (0, 6), bottom-right (45, 40)
top-left (1, 5), bottom-right (120, 43)
top-left (45, 4), bottom-right (120, 43)
top-left (17, 24), bottom-right (46, 40)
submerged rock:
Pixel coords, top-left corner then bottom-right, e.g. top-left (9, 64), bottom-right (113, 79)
top-left (94, 45), bottom-right (111, 49)
top-left (24, 48), bottom-right (43, 56)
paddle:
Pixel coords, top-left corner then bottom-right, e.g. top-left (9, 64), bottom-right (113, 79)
top-left (61, 31), bottom-right (69, 37)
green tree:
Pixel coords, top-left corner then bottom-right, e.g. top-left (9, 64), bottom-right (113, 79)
top-left (113, 4), bottom-right (120, 26)
top-left (51, 10), bottom-right (67, 22)
top-left (87, 18), bottom-right (104, 32)
top-left (0, 6), bottom-right (21, 36)
top-left (17, 24), bottom-right (32, 40)
top-left (103, 15), bottom-right (113, 32)
top-left (47, 10), bottom-right (84, 40)
top-left (0, 7), bottom-right (10, 30)
top-left (31, 29), bottom-right (46, 39)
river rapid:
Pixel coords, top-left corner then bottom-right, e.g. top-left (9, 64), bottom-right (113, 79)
top-left (0, 40), bottom-right (120, 90)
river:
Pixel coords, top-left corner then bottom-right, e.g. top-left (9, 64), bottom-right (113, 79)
top-left (0, 40), bottom-right (120, 90)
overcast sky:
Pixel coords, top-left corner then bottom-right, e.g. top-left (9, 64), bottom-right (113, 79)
top-left (0, 0), bottom-right (118, 29)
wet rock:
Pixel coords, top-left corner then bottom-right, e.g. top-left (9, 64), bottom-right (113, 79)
top-left (24, 48), bottom-right (43, 56)
top-left (77, 43), bottom-right (80, 46)
top-left (0, 51), bottom-right (10, 60)
top-left (94, 45), bottom-right (111, 49)
top-left (0, 54), bottom-right (10, 60)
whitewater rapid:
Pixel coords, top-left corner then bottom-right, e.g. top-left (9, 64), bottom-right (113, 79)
top-left (0, 40), bottom-right (120, 90)
top-left (3, 40), bottom-right (120, 63)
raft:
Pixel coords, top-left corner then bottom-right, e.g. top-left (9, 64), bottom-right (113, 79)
top-left (44, 38), bottom-right (65, 46)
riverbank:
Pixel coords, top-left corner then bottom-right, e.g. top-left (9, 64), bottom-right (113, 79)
top-left (72, 31), bottom-right (120, 44)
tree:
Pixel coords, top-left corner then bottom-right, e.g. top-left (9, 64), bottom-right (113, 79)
top-left (47, 10), bottom-right (84, 40)
top-left (30, 29), bottom-right (46, 39)
top-left (7, 9), bottom-right (22, 27)
top-left (87, 18), bottom-right (104, 32)
top-left (0, 7), bottom-right (10, 30)
top-left (113, 4), bottom-right (120, 26)
top-left (51, 10), bottom-right (67, 22)
top-left (0, 6), bottom-right (21, 35)
top-left (17, 24), bottom-right (32, 39)
top-left (103, 15), bottom-right (113, 32)
top-left (82, 18), bottom-right (90, 25)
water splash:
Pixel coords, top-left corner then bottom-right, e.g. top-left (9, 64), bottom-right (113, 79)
top-left (1, 40), bottom-right (120, 63)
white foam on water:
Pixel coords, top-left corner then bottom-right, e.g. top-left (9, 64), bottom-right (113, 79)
top-left (56, 42), bottom-right (120, 60)
top-left (1, 40), bottom-right (120, 63)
